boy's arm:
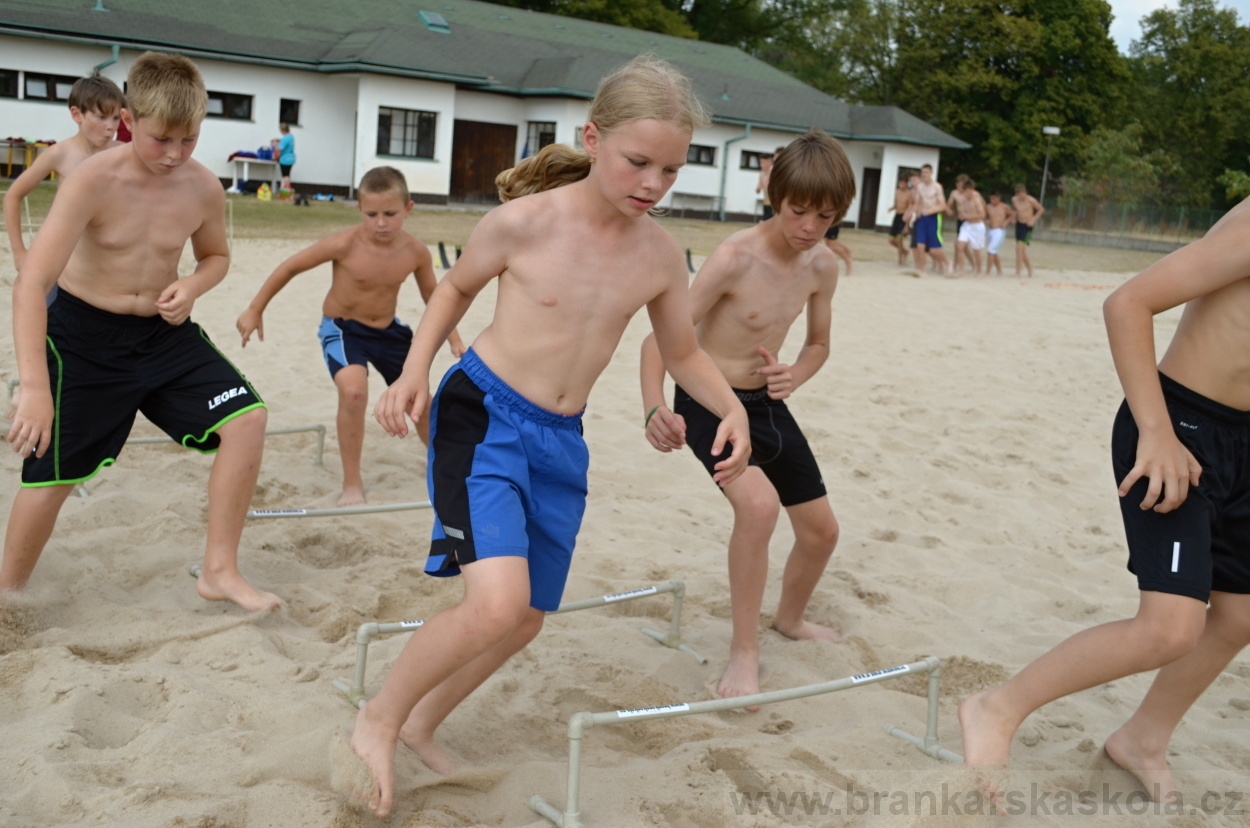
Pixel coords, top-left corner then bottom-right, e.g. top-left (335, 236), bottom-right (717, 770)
top-left (3, 145), bottom-right (65, 272)
top-left (1032, 196), bottom-right (1045, 219)
top-left (409, 241), bottom-right (466, 357)
top-left (155, 179), bottom-right (229, 326)
top-left (375, 209), bottom-right (512, 438)
top-left (237, 232), bottom-right (349, 345)
top-left (763, 258), bottom-right (837, 398)
top-left (7, 169), bottom-right (97, 457)
top-left (1102, 205), bottom-right (1250, 512)
top-left (645, 251), bottom-right (750, 486)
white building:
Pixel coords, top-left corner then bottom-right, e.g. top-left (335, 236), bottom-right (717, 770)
top-left (0, 0), bottom-right (967, 228)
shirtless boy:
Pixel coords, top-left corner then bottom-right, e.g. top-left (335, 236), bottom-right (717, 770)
top-left (948, 174), bottom-right (987, 276)
top-left (641, 128), bottom-right (855, 703)
top-left (1011, 183), bottom-right (1045, 278)
top-left (237, 166), bottom-right (464, 506)
top-left (2, 52), bottom-right (281, 613)
top-left (984, 191), bottom-right (1014, 276)
top-left (961, 197), bottom-right (1250, 807)
top-left (908, 164), bottom-right (951, 275)
top-left (4, 75), bottom-right (126, 273)
top-left (888, 176), bottom-right (911, 265)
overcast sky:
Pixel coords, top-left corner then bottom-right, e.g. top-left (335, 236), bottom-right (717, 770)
top-left (1108, 0), bottom-right (1250, 52)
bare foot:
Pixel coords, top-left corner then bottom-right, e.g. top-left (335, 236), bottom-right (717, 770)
top-left (1105, 727), bottom-right (1180, 804)
top-left (717, 650), bottom-right (761, 711)
top-left (772, 618), bottom-right (841, 642)
top-left (337, 485), bottom-right (366, 508)
top-left (195, 566), bottom-right (283, 613)
top-left (349, 702), bottom-right (398, 818)
top-left (957, 691), bottom-right (1016, 769)
top-left (398, 727), bottom-right (458, 775)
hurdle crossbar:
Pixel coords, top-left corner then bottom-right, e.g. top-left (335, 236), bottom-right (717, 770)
top-left (330, 580), bottom-right (703, 709)
top-left (128, 423), bottom-right (327, 466)
top-left (248, 500), bottom-right (431, 520)
top-left (529, 656), bottom-right (961, 828)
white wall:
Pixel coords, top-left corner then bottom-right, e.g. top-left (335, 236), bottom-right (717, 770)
top-left (354, 74), bottom-right (456, 197)
top-left (0, 37), bottom-right (124, 152)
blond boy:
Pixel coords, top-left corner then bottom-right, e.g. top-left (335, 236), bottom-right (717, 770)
top-left (3, 52), bottom-right (280, 613)
top-left (641, 128), bottom-right (855, 703)
top-left (236, 166), bottom-right (465, 506)
top-left (4, 76), bottom-right (126, 273)
top-left (947, 174), bottom-right (987, 276)
top-left (984, 191), bottom-right (1014, 276)
top-left (1011, 183), bottom-right (1045, 278)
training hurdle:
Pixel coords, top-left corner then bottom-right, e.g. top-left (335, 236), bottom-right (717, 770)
top-left (529, 656), bottom-right (961, 828)
top-left (247, 499), bottom-right (431, 520)
top-left (331, 580), bottom-right (704, 709)
top-left (128, 423), bottom-right (327, 466)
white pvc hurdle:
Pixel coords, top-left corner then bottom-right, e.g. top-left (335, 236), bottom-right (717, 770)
top-left (529, 656), bottom-right (962, 828)
top-left (128, 423), bottom-right (327, 466)
top-left (331, 580), bottom-right (704, 709)
top-left (247, 500), bottom-right (431, 519)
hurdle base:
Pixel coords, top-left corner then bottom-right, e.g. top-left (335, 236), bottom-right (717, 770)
top-left (332, 679), bottom-right (367, 709)
top-left (885, 723), bottom-right (964, 763)
top-left (641, 628), bottom-right (706, 664)
top-left (530, 795), bottom-right (578, 828)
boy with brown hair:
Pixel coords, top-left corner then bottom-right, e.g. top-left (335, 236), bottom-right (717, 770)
top-left (4, 75), bottom-right (127, 273)
top-left (961, 197), bottom-right (1250, 806)
top-left (984, 190), bottom-right (1014, 276)
top-left (3, 52), bottom-right (280, 613)
top-left (1011, 182), bottom-right (1045, 278)
top-left (236, 166), bottom-right (465, 506)
top-left (640, 127), bottom-right (855, 703)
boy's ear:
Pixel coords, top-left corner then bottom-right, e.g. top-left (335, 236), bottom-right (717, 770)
top-left (69, 106), bottom-right (85, 124)
top-left (120, 108), bottom-right (134, 131)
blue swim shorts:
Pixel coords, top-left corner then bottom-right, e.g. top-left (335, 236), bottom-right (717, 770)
top-left (424, 348), bottom-right (589, 611)
top-left (317, 316), bottom-right (412, 386)
top-left (914, 213), bottom-right (943, 249)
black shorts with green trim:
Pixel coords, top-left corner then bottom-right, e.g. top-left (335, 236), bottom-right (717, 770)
top-left (22, 287), bottom-right (266, 487)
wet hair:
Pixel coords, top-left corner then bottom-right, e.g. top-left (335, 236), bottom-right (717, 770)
top-left (358, 166), bottom-right (411, 200)
top-left (126, 52), bottom-right (207, 129)
top-left (68, 76), bottom-right (125, 116)
top-left (496, 55), bottom-right (709, 202)
top-left (766, 128), bottom-right (856, 223)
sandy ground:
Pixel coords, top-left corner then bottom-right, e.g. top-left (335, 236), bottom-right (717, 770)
top-left (2, 211), bottom-right (1248, 828)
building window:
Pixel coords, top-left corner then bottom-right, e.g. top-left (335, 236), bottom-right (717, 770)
top-left (741, 150), bottom-right (770, 170)
top-left (206, 91), bottom-right (253, 120)
top-left (687, 144), bottom-right (716, 166)
top-left (0, 68), bottom-right (17, 99)
top-left (525, 121), bottom-right (555, 155)
top-left (23, 72), bottom-right (77, 102)
top-left (377, 106), bottom-right (437, 159)
top-left (279, 98), bottom-right (301, 126)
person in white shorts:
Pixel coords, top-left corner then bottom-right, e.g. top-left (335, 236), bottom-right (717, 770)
top-left (948, 174), bottom-right (987, 276)
top-left (984, 191), bottom-right (1014, 276)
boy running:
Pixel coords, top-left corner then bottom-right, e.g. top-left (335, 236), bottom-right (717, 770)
top-left (640, 128), bottom-right (855, 703)
top-left (908, 164), bottom-right (951, 275)
top-left (948, 174), bottom-right (987, 276)
top-left (4, 76), bottom-right (126, 273)
top-left (888, 176), bottom-right (911, 266)
top-left (236, 166), bottom-right (464, 506)
top-left (984, 191), bottom-right (1013, 276)
top-left (961, 197), bottom-right (1250, 806)
top-left (3, 52), bottom-right (280, 613)
top-left (1011, 183), bottom-right (1045, 278)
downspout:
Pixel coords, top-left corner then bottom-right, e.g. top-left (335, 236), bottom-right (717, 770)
top-left (718, 124), bottom-right (751, 222)
top-left (92, 43), bottom-right (119, 76)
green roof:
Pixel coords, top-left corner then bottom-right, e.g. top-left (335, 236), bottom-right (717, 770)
top-left (0, 0), bottom-right (969, 149)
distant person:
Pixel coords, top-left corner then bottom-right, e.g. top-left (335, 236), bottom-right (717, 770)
top-left (948, 174), bottom-right (987, 276)
top-left (236, 166), bottom-right (465, 507)
top-left (4, 76), bottom-right (126, 274)
top-left (823, 221), bottom-right (853, 275)
top-left (984, 191), bottom-right (1014, 276)
top-left (888, 176), bottom-right (911, 266)
top-left (1012, 183), bottom-right (1045, 278)
top-left (755, 150), bottom-right (778, 220)
top-left (908, 164), bottom-right (951, 275)
top-left (273, 122), bottom-right (295, 191)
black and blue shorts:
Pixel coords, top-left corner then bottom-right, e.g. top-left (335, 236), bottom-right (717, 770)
top-left (317, 316), bottom-right (412, 386)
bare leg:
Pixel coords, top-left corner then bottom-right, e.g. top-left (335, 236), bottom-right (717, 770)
top-left (1105, 591), bottom-right (1250, 800)
top-left (0, 484), bottom-right (75, 591)
top-left (1015, 242), bottom-right (1025, 277)
top-left (930, 248), bottom-right (953, 275)
top-left (825, 240), bottom-right (853, 275)
top-left (954, 241), bottom-right (967, 274)
top-left (971, 248), bottom-right (983, 276)
top-left (959, 590), bottom-right (1206, 770)
top-left (913, 245), bottom-right (929, 273)
top-left (194, 408), bottom-right (282, 613)
top-left (350, 555), bottom-right (532, 817)
top-left (1021, 244), bottom-right (1035, 278)
top-left (399, 607), bottom-right (545, 773)
top-left (772, 497), bottom-right (840, 641)
top-left (718, 469), bottom-right (780, 707)
top-left (333, 365), bottom-right (369, 507)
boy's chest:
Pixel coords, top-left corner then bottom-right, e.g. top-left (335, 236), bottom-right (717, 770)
top-left (337, 247), bottom-right (412, 288)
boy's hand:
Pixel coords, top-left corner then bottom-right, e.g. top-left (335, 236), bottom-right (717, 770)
top-left (155, 281), bottom-right (197, 326)
top-left (709, 406), bottom-right (751, 487)
top-left (1120, 428), bottom-right (1202, 513)
top-left (7, 387), bottom-right (53, 459)
top-left (375, 374), bottom-right (429, 438)
top-left (236, 308), bottom-right (264, 346)
top-left (753, 347), bottom-right (793, 399)
top-left (644, 405), bottom-right (686, 453)
top-left (447, 331), bottom-right (467, 358)
top-left (12, 249), bottom-right (25, 273)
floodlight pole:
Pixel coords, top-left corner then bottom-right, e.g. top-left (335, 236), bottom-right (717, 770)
top-left (1040, 126), bottom-right (1060, 206)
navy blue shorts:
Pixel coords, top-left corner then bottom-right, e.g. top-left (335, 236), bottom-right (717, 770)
top-left (914, 214), bottom-right (943, 248)
top-left (317, 316), bottom-right (412, 386)
top-left (23, 287), bottom-right (265, 486)
top-left (674, 384), bottom-right (826, 507)
top-left (425, 349), bottom-right (589, 611)
top-left (1015, 222), bottom-right (1034, 245)
top-left (1112, 373), bottom-right (1250, 602)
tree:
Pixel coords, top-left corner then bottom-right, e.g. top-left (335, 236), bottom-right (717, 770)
top-left (1063, 125), bottom-right (1181, 204)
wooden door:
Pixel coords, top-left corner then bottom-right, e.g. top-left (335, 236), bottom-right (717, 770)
top-left (858, 167), bottom-right (882, 230)
top-left (450, 120), bottom-right (518, 204)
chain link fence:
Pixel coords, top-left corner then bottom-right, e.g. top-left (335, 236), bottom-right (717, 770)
top-left (1035, 198), bottom-right (1227, 252)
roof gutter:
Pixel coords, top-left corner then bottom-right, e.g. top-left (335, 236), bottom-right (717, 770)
top-left (718, 123), bottom-right (751, 222)
top-left (92, 42), bottom-right (119, 75)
